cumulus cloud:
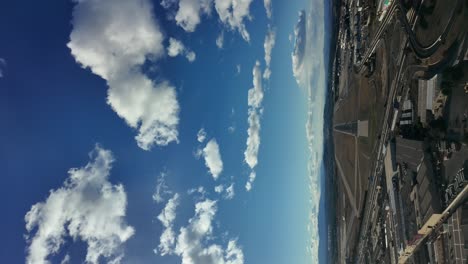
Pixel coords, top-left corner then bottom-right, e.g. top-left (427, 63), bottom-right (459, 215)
top-left (197, 128), bottom-right (207, 143)
top-left (214, 183), bottom-right (235, 199)
top-left (291, 4), bottom-right (326, 263)
top-left (174, 0), bottom-right (212, 32)
top-left (174, 199), bottom-right (244, 264)
top-left (187, 186), bottom-right (207, 197)
top-left (68, 0), bottom-right (179, 150)
top-left (203, 139), bottom-right (223, 180)
top-left (247, 61), bottom-right (264, 109)
top-left (291, 10), bottom-right (306, 86)
top-left (166, 0), bottom-right (252, 42)
top-left (216, 31), bottom-right (224, 49)
top-left (245, 172), bottom-right (255, 192)
top-left (24, 146), bottom-right (134, 264)
top-left (155, 196), bottom-right (243, 263)
top-left (153, 172), bottom-right (173, 204)
top-left (167, 37), bottom-right (197, 62)
top-left (263, 28), bottom-right (276, 79)
top-left (186, 51), bottom-right (196, 62)
top-left (167, 38), bottom-right (185, 57)
top-left (0, 58), bottom-right (6, 78)
top-left (161, 0), bottom-right (178, 9)
top-left (214, 0), bottom-right (253, 42)
top-left (264, 0), bottom-right (272, 19)
top-left (60, 255), bottom-right (70, 264)
top-left (214, 185), bottom-right (224, 193)
top-left (225, 184), bottom-right (235, 200)
top-left (244, 61), bottom-right (264, 190)
top-left (245, 110), bottom-right (260, 169)
top-left (157, 193), bottom-right (180, 256)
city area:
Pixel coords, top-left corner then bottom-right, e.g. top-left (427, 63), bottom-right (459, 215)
top-left (329, 0), bottom-right (468, 263)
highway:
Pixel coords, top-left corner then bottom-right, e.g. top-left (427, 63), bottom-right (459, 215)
top-left (355, 0), bottom-right (399, 73)
top-left (354, 41), bottom-right (408, 263)
top-left (354, 8), bottom-right (416, 260)
top-left (396, 0), bottom-right (464, 59)
top-left (356, 0), bottom-right (459, 73)
top-left (341, 1), bottom-right (461, 261)
top-left (353, 0), bottom-right (443, 261)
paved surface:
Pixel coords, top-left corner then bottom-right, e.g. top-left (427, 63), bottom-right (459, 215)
top-left (336, 152), bottom-right (359, 216)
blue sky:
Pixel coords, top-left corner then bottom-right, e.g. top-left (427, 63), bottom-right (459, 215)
top-left (0, 0), bottom-right (330, 263)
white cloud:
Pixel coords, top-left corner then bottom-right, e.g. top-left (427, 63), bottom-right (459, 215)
top-left (197, 128), bottom-right (207, 143)
top-left (225, 184), bottom-right (235, 200)
top-left (263, 28), bottom-right (276, 79)
top-left (167, 37), bottom-right (197, 62)
top-left (236, 64), bottom-right (241, 75)
top-left (194, 147), bottom-right (204, 159)
top-left (214, 184), bottom-right (234, 199)
top-left (203, 139), bottom-right (223, 180)
top-left (174, 199), bottom-right (244, 264)
top-left (162, 0), bottom-right (254, 42)
top-left (175, 0), bottom-right (212, 32)
top-left (247, 61), bottom-right (264, 109)
top-left (291, 4), bottom-right (326, 263)
top-left (245, 172), bottom-right (255, 191)
top-left (161, 0), bottom-right (178, 9)
top-left (167, 38), bottom-right (185, 57)
top-left (264, 0), bottom-right (272, 19)
top-left (157, 193), bottom-right (180, 256)
top-left (153, 172), bottom-right (172, 204)
top-left (186, 51), bottom-right (196, 62)
top-left (187, 186), bottom-right (206, 196)
top-left (245, 110), bottom-right (260, 169)
top-left (244, 61), bottom-right (263, 190)
top-left (225, 240), bottom-right (244, 264)
top-left (291, 10), bottom-right (307, 88)
top-left (216, 31), bottom-right (224, 49)
top-left (24, 146), bottom-right (134, 264)
top-left (60, 254), bottom-right (70, 264)
top-left (214, 185), bottom-right (224, 193)
top-left (244, 61), bottom-right (265, 190)
top-left (166, 0), bottom-right (252, 42)
top-left (0, 58), bottom-right (6, 78)
top-left (68, 0), bottom-right (180, 150)
top-left (214, 0), bottom-right (253, 42)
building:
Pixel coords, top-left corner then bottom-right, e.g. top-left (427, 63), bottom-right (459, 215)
top-left (418, 75), bottom-right (441, 125)
top-left (411, 158), bottom-right (442, 227)
top-left (399, 100), bottom-right (414, 127)
top-left (445, 203), bottom-right (468, 263)
top-left (377, 0), bottom-right (392, 21)
top-left (395, 137), bottom-right (425, 244)
top-left (432, 232), bottom-right (448, 264)
top-left (358, 120), bottom-right (368, 137)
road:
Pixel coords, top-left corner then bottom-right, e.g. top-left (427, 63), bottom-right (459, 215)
top-left (353, 1), bottom-right (445, 261)
top-left (396, 0), bottom-right (464, 59)
top-left (356, 0), bottom-right (459, 73)
top-left (354, 25), bottom-right (411, 264)
top-left (356, 1), bottom-right (399, 73)
top-left (336, 0), bottom-right (461, 261)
